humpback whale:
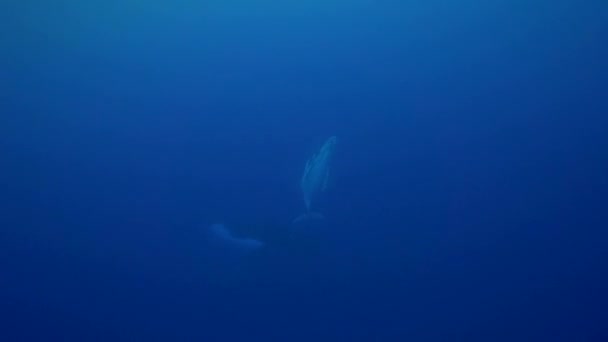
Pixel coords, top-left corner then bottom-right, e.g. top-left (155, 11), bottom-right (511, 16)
top-left (294, 136), bottom-right (337, 224)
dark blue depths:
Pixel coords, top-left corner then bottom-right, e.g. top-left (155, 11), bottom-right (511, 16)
top-left (2, 1), bottom-right (607, 341)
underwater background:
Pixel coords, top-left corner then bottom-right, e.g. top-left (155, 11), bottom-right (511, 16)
top-left (2, 0), bottom-right (608, 341)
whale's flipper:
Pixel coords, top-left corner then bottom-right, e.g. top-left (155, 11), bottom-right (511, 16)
top-left (207, 223), bottom-right (264, 253)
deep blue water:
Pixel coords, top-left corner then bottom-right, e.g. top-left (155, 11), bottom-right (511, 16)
top-left (2, 1), bottom-right (608, 341)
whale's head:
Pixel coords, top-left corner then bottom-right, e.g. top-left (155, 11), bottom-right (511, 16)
top-left (322, 136), bottom-right (337, 154)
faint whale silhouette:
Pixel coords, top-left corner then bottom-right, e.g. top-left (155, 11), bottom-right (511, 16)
top-left (294, 136), bottom-right (337, 224)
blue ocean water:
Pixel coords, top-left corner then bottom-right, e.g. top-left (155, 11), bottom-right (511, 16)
top-left (2, 0), bottom-right (607, 341)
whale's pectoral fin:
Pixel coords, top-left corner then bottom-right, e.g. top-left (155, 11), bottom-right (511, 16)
top-left (208, 223), bottom-right (264, 253)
